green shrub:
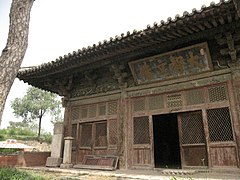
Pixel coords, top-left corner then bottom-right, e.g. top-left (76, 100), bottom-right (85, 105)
top-left (0, 129), bottom-right (7, 141)
top-left (0, 148), bottom-right (18, 153)
top-left (0, 168), bottom-right (45, 180)
top-left (42, 132), bottom-right (52, 144)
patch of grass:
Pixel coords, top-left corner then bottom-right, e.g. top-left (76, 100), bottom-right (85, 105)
top-left (0, 167), bottom-right (46, 180)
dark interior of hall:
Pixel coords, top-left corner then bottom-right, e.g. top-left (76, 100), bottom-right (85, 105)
top-left (153, 113), bottom-right (181, 169)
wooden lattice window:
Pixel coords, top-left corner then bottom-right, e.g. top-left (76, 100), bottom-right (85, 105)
top-left (133, 116), bottom-right (150, 144)
top-left (149, 95), bottom-right (164, 110)
top-left (185, 89), bottom-right (205, 105)
top-left (72, 124), bottom-right (77, 148)
top-left (99, 104), bottom-right (106, 116)
top-left (81, 107), bottom-right (88, 119)
top-left (95, 121), bottom-right (107, 147)
top-left (133, 98), bottom-right (145, 112)
top-left (71, 107), bottom-right (80, 120)
top-left (180, 111), bottom-right (205, 144)
top-left (108, 101), bottom-right (118, 115)
top-left (167, 93), bottom-right (182, 108)
top-left (207, 107), bottom-right (234, 142)
top-left (80, 123), bottom-right (92, 147)
top-left (89, 105), bottom-right (97, 118)
top-left (108, 119), bottom-right (117, 146)
top-left (208, 85), bottom-right (227, 102)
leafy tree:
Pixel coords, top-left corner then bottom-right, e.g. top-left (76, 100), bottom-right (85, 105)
top-left (0, 0), bottom-right (34, 125)
top-left (11, 86), bottom-right (62, 141)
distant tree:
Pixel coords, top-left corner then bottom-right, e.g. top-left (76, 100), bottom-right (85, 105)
top-left (8, 120), bottom-right (38, 134)
top-left (0, 0), bottom-right (34, 125)
top-left (6, 121), bottom-right (37, 137)
top-left (11, 86), bottom-right (62, 141)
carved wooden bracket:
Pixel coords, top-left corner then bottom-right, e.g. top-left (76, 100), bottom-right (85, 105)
top-left (84, 70), bottom-right (97, 87)
top-left (216, 32), bottom-right (240, 62)
top-left (44, 76), bottom-right (73, 97)
top-left (57, 76), bottom-right (73, 97)
top-left (110, 64), bottom-right (128, 88)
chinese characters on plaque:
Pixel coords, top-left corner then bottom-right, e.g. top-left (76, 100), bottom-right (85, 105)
top-left (129, 42), bottom-right (212, 84)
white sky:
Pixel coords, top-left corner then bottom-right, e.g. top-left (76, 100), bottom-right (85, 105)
top-left (0, 0), bottom-right (216, 132)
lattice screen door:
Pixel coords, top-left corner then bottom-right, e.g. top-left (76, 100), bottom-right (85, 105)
top-left (178, 111), bottom-right (208, 167)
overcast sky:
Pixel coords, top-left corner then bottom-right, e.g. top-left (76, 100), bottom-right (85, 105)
top-left (0, 0), bottom-right (216, 132)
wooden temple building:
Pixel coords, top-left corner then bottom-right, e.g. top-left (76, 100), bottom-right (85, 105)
top-left (18, 0), bottom-right (240, 170)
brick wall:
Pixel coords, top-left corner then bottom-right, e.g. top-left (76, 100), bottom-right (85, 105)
top-left (0, 155), bottom-right (18, 167)
top-left (0, 152), bottom-right (50, 167)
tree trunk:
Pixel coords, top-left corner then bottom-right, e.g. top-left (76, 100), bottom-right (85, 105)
top-left (0, 0), bottom-right (34, 126)
top-left (38, 115), bottom-right (42, 142)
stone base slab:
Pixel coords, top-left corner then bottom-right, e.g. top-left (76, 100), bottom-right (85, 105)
top-left (46, 157), bottom-right (62, 167)
top-left (60, 163), bottom-right (73, 169)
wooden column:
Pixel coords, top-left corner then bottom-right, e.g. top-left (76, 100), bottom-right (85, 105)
top-left (117, 85), bottom-right (128, 169)
top-left (62, 97), bottom-right (71, 137)
top-left (230, 62), bottom-right (240, 167)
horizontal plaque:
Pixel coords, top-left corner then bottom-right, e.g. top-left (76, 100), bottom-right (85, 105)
top-left (129, 42), bottom-right (212, 84)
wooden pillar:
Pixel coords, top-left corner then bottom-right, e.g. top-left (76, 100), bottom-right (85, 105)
top-left (230, 62), bottom-right (240, 167)
top-left (117, 85), bottom-right (128, 169)
top-left (62, 97), bottom-right (71, 137)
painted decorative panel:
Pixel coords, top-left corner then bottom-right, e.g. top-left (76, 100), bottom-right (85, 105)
top-left (129, 42), bottom-right (212, 84)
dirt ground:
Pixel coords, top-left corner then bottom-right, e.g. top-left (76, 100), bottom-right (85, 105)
top-left (23, 167), bottom-right (240, 180)
top-left (32, 170), bottom-right (130, 180)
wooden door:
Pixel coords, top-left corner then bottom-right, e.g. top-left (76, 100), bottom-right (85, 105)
top-left (206, 107), bottom-right (238, 167)
top-left (77, 121), bottom-right (109, 164)
top-left (178, 111), bottom-right (208, 167)
top-left (93, 121), bottom-right (108, 155)
top-left (132, 116), bottom-right (153, 168)
top-left (77, 123), bottom-right (94, 163)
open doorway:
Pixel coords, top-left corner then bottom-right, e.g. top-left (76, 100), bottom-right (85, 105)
top-left (153, 113), bottom-right (181, 168)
